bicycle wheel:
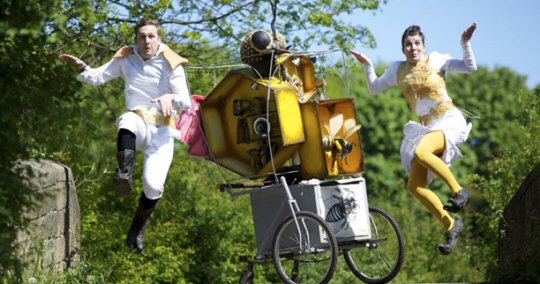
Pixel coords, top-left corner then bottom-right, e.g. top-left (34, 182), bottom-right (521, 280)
top-left (344, 207), bottom-right (405, 284)
top-left (272, 211), bottom-right (338, 284)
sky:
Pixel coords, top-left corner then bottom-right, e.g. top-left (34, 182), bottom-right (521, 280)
top-left (343, 0), bottom-right (540, 89)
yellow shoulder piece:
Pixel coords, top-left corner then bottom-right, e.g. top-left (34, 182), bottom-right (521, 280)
top-left (162, 47), bottom-right (189, 70)
top-left (112, 46), bottom-right (134, 59)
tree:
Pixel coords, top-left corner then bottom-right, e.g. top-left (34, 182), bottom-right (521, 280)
top-left (447, 66), bottom-right (529, 177)
top-left (0, 0), bottom-right (92, 280)
top-left (1, 0), bottom-right (387, 282)
top-left (2, 0), bottom-right (534, 282)
top-left (468, 86), bottom-right (540, 281)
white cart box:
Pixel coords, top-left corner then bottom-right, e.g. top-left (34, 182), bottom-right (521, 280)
top-left (249, 177), bottom-right (371, 257)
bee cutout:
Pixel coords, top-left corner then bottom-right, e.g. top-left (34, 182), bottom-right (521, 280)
top-left (322, 114), bottom-right (362, 175)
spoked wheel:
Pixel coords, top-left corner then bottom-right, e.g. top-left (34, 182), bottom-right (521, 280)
top-left (272, 211), bottom-right (338, 284)
top-left (239, 270), bottom-right (254, 284)
top-left (344, 207), bottom-right (405, 284)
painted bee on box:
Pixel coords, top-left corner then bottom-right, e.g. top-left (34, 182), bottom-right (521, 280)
top-left (325, 189), bottom-right (358, 232)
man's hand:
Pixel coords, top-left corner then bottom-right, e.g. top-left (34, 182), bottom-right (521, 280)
top-left (461, 22), bottom-right (477, 43)
top-left (59, 54), bottom-right (88, 69)
top-left (152, 94), bottom-right (175, 117)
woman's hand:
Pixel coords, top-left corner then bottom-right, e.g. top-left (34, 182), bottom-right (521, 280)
top-left (461, 22), bottom-right (477, 43)
top-left (350, 50), bottom-right (373, 65)
top-left (152, 94), bottom-right (175, 117)
top-left (59, 54), bottom-right (88, 69)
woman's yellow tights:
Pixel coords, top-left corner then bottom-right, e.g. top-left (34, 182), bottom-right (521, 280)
top-left (407, 131), bottom-right (461, 231)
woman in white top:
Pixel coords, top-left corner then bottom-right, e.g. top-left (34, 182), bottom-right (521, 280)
top-left (351, 23), bottom-right (478, 255)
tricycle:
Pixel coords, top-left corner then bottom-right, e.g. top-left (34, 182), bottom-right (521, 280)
top-left (193, 29), bottom-right (405, 283)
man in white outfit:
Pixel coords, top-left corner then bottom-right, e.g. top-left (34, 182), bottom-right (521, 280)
top-left (60, 18), bottom-right (192, 253)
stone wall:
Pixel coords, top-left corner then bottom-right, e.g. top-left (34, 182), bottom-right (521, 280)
top-left (16, 160), bottom-right (80, 273)
top-left (499, 163), bottom-right (540, 280)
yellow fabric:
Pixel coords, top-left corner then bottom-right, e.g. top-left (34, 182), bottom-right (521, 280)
top-left (133, 107), bottom-right (176, 128)
top-left (414, 131), bottom-right (462, 192)
top-left (397, 56), bottom-right (455, 124)
top-left (419, 100), bottom-right (455, 125)
top-left (162, 47), bottom-right (188, 70)
top-left (113, 46), bottom-right (134, 59)
top-left (112, 46), bottom-right (188, 70)
top-left (408, 160), bottom-right (455, 231)
top-left (407, 131), bottom-right (463, 231)
top-left (397, 55), bottom-right (448, 102)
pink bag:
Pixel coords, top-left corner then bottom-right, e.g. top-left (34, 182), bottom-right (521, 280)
top-left (176, 95), bottom-right (210, 159)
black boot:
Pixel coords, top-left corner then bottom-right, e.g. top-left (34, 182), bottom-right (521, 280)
top-left (113, 149), bottom-right (136, 196)
top-left (443, 188), bottom-right (470, 213)
top-left (436, 217), bottom-right (463, 255)
top-left (126, 194), bottom-right (158, 254)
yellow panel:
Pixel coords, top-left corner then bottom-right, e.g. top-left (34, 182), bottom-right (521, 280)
top-left (257, 144), bottom-right (301, 177)
top-left (204, 73), bottom-right (241, 105)
top-left (255, 78), bottom-right (297, 95)
top-left (298, 103), bottom-right (328, 179)
top-left (298, 56), bottom-right (316, 93)
top-left (275, 90), bottom-right (305, 146)
top-left (201, 107), bottom-right (226, 157)
top-left (218, 157), bottom-right (256, 177)
top-left (317, 104), bottom-right (338, 176)
top-left (319, 99), bottom-right (364, 175)
top-left (333, 100), bottom-right (364, 174)
top-left (279, 55), bottom-right (316, 94)
top-left (201, 69), bottom-right (304, 179)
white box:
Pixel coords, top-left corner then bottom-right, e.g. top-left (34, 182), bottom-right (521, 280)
top-left (249, 177), bottom-right (371, 257)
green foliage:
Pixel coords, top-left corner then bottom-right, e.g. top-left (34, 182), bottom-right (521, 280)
top-left (65, 149), bottom-right (259, 283)
top-left (1, 0), bottom-right (537, 283)
top-left (447, 67), bottom-right (529, 177)
top-left (0, 0), bottom-right (85, 280)
top-left (469, 87), bottom-right (540, 281)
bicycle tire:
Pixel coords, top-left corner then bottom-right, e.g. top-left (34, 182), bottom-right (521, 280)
top-left (344, 207), bottom-right (405, 284)
top-left (272, 211), bottom-right (338, 284)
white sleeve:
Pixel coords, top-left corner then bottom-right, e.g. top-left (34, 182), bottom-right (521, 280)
top-left (76, 59), bottom-right (123, 86)
top-left (441, 42), bottom-right (477, 73)
top-left (170, 65), bottom-right (192, 110)
top-left (363, 61), bottom-right (399, 94)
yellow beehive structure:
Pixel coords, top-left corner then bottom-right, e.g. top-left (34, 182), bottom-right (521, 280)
top-left (298, 98), bottom-right (364, 179)
top-left (200, 55), bottom-right (364, 180)
top-left (200, 68), bottom-right (305, 177)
